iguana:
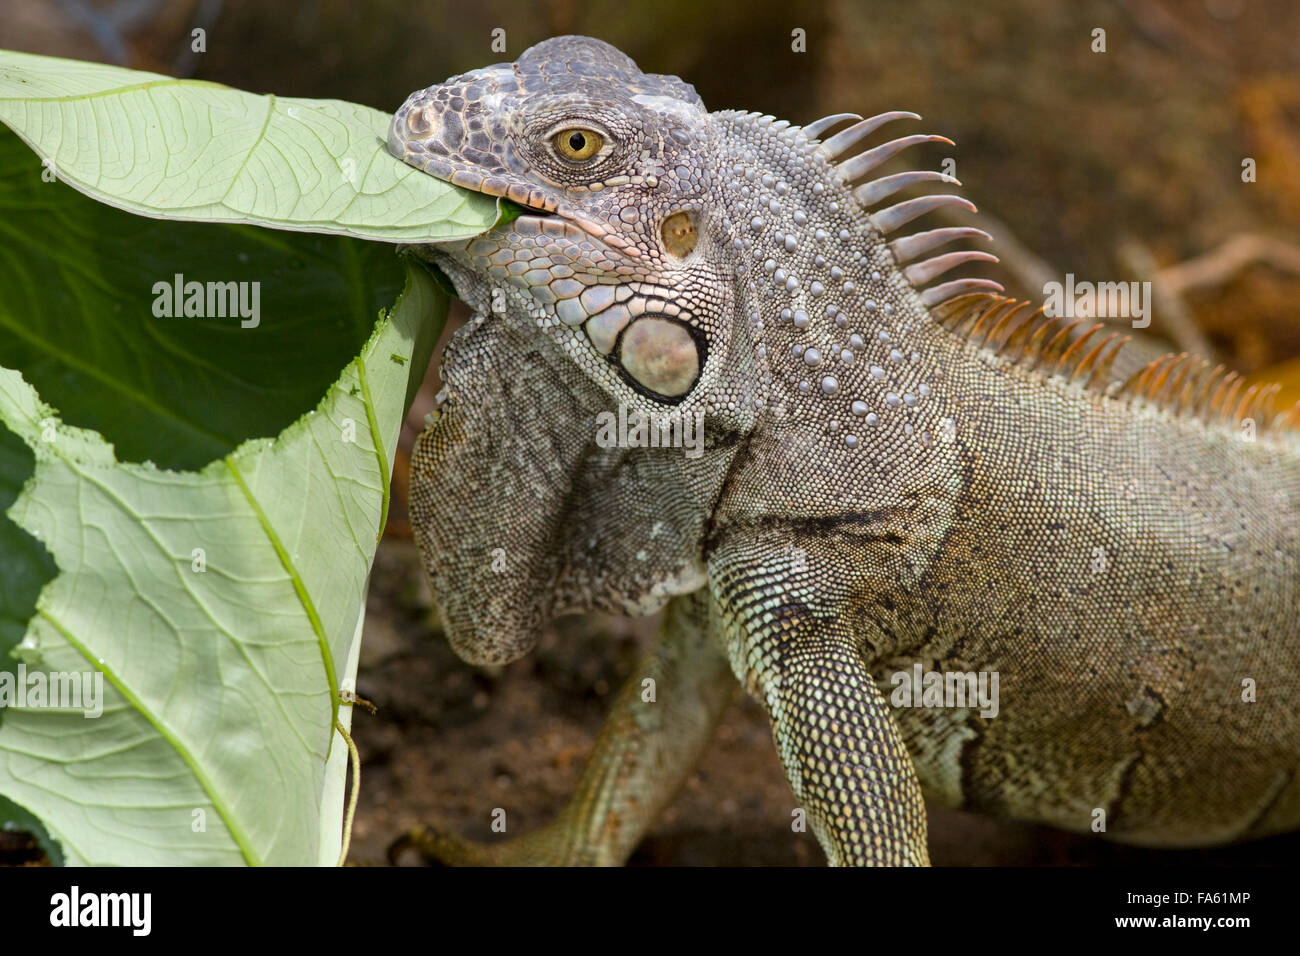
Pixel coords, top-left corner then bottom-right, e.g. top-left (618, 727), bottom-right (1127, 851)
top-left (384, 35), bottom-right (1300, 866)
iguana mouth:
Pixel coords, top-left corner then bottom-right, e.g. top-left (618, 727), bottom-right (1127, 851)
top-left (512, 199), bottom-right (557, 218)
top-left (434, 164), bottom-right (641, 259)
top-left (403, 158), bottom-right (560, 218)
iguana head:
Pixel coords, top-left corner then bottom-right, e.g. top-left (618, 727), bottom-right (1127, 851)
top-left (388, 36), bottom-right (731, 407)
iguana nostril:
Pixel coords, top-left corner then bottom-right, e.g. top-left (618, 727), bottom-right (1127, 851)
top-left (661, 210), bottom-right (698, 258)
top-left (618, 316), bottom-right (700, 397)
top-left (406, 105), bottom-right (436, 135)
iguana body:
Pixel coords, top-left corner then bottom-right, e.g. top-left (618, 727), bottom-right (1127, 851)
top-left (386, 37), bottom-right (1300, 865)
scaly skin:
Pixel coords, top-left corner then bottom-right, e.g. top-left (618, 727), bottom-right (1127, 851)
top-left (387, 36), bottom-right (1300, 866)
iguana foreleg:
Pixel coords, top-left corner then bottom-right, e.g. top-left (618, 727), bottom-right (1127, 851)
top-left (391, 592), bottom-right (736, 866)
top-left (710, 537), bottom-right (931, 866)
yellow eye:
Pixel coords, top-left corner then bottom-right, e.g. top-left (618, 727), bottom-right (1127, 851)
top-left (552, 128), bottom-right (604, 162)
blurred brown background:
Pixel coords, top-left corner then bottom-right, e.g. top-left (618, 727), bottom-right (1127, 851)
top-left (5, 0), bottom-right (1299, 865)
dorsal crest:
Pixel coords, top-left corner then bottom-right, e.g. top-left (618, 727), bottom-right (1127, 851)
top-left (801, 111), bottom-right (1300, 436)
top-left (933, 292), bottom-right (1298, 434)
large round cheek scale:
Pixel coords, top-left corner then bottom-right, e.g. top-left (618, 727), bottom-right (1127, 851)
top-left (618, 316), bottom-right (700, 398)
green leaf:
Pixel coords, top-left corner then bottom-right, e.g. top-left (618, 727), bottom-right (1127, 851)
top-left (0, 49), bottom-right (501, 243)
top-left (0, 126), bottom-right (409, 471)
top-left (0, 261), bottom-right (444, 866)
top-left (0, 425), bottom-right (54, 653)
top-left (0, 48), bottom-right (461, 865)
top-left (0, 424), bottom-right (59, 866)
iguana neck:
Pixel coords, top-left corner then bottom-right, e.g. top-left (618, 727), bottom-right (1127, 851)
top-left (712, 109), bottom-right (952, 443)
top-left (712, 110), bottom-right (1300, 451)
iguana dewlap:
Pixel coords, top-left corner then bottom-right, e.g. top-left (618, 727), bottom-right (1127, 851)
top-left (386, 36), bottom-right (1300, 866)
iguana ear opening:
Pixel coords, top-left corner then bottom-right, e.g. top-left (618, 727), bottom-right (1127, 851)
top-left (661, 210), bottom-right (699, 258)
top-left (614, 315), bottom-right (703, 402)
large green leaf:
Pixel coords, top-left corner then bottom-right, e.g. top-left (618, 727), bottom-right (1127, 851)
top-left (0, 126), bottom-right (413, 471)
top-left (0, 261), bottom-right (443, 865)
top-left (0, 49), bottom-right (502, 243)
top-left (0, 48), bottom-right (462, 866)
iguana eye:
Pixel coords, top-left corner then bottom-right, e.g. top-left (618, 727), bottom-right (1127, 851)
top-left (552, 127), bottom-right (604, 162)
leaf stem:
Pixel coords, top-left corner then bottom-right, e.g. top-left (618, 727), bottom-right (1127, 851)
top-left (334, 718), bottom-right (360, 867)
